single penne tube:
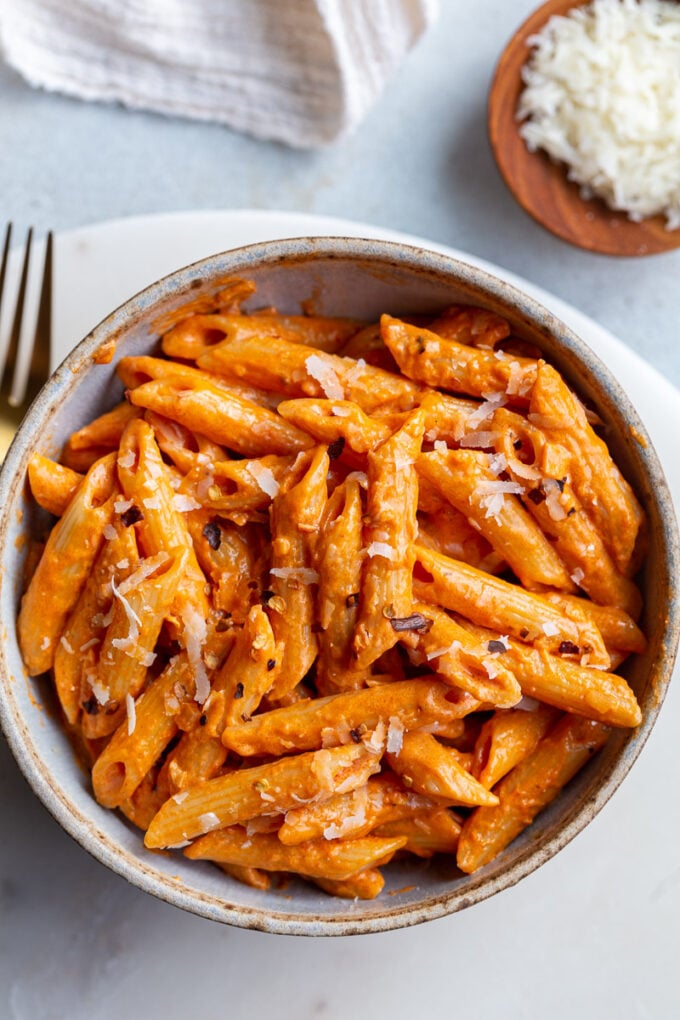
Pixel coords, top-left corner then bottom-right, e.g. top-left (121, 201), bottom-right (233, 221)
top-left (353, 409), bottom-right (425, 669)
top-left (222, 678), bottom-right (473, 757)
top-left (315, 479), bottom-right (370, 694)
top-left (504, 640), bottom-right (641, 728)
top-left (128, 376), bottom-right (314, 457)
top-left (381, 315), bottom-right (538, 402)
top-left (416, 449), bottom-right (575, 591)
top-left (95, 550), bottom-right (186, 707)
top-left (144, 743), bottom-right (382, 848)
top-left (457, 715), bottom-right (610, 873)
top-left (91, 654), bottom-right (194, 808)
top-left (373, 807), bottom-right (462, 857)
top-left (492, 407), bottom-right (642, 616)
top-left (196, 334), bottom-right (421, 412)
top-left (409, 602), bottom-right (522, 707)
top-left (386, 732), bottom-right (499, 807)
top-left (268, 446), bottom-right (329, 699)
top-left (212, 604), bottom-right (278, 728)
top-left (427, 304), bottom-right (511, 348)
top-left (18, 452), bottom-right (117, 675)
top-left (413, 544), bottom-right (610, 666)
top-left (313, 869), bottom-right (385, 900)
top-left (54, 519), bottom-right (139, 725)
top-left (184, 828), bottom-right (407, 881)
top-left (470, 705), bottom-right (560, 788)
top-left (277, 773), bottom-right (437, 846)
top-left (117, 418), bottom-right (210, 622)
top-left (161, 310), bottom-right (360, 360)
top-left (544, 593), bottom-right (646, 655)
top-left (117, 354), bottom-right (281, 411)
top-left (27, 454), bottom-right (83, 517)
top-left (65, 401), bottom-right (142, 452)
top-left (529, 363), bottom-right (645, 576)
top-left (277, 398), bottom-right (392, 454)
top-left (185, 514), bottom-right (265, 618)
top-left (457, 620), bottom-right (641, 728)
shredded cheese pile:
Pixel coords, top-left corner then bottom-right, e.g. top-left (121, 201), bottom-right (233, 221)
top-left (517, 0), bottom-right (680, 229)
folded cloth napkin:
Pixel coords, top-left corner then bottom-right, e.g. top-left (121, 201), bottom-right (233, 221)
top-left (0, 0), bottom-right (437, 147)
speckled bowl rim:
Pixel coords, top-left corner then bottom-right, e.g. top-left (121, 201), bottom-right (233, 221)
top-left (0, 236), bottom-right (678, 936)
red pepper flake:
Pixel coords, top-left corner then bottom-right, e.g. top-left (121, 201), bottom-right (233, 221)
top-left (558, 640), bottom-right (580, 655)
top-left (202, 520), bottom-right (222, 550)
top-left (234, 682), bottom-right (244, 699)
top-left (487, 639), bottom-right (508, 654)
top-left (266, 659), bottom-right (276, 671)
top-left (527, 488), bottom-right (546, 505)
top-left (83, 696), bottom-right (99, 715)
top-left (389, 613), bottom-right (433, 634)
top-left (350, 728), bottom-right (362, 743)
top-left (327, 437), bottom-right (345, 461)
top-left (121, 505), bottom-right (143, 527)
top-left (346, 592), bottom-right (360, 608)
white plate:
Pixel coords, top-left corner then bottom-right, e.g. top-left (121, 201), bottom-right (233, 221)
top-left (3, 210), bottom-right (680, 1018)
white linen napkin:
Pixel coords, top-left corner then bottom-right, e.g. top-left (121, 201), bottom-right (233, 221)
top-left (0, 0), bottom-right (437, 147)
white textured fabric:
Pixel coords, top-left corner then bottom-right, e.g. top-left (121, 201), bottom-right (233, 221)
top-left (0, 0), bottom-right (437, 147)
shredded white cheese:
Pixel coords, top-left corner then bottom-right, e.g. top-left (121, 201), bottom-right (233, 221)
top-left (198, 812), bottom-right (221, 833)
top-left (365, 542), bottom-right (396, 561)
top-left (386, 716), bottom-right (405, 756)
top-left (173, 494), bottom-right (202, 512)
top-left (247, 461), bottom-right (280, 498)
top-left (125, 692), bottom-right (136, 735)
top-left (270, 566), bottom-right (319, 584)
top-left (305, 354), bottom-right (345, 400)
top-left (542, 621), bottom-right (560, 637)
top-left (103, 524), bottom-right (117, 541)
top-left (518, 0), bottom-right (680, 230)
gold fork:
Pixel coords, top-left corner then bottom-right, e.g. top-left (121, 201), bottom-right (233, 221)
top-left (0, 224), bottom-right (53, 453)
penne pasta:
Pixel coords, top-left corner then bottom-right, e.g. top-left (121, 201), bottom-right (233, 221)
top-left (457, 715), bottom-right (610, 873)
top-left (20, 292), bottom-right (649, 900)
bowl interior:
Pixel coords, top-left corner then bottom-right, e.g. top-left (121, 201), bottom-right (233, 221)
top-left (0, 237), bottom-right (677, 934)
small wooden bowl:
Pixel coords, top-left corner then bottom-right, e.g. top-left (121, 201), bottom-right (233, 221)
top-left (488, 0), bottom-right (680, 256)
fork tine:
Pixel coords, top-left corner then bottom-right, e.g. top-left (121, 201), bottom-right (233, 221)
top-left (0, 222), bottom-right (13, 380)
top-left (0, 227), bottom-right (33, 399)
top-left (16, 231), bottom-right (53, 407)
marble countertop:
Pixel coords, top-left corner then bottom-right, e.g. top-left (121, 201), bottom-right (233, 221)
top-left (1, 2), bottom-right (679, 1018)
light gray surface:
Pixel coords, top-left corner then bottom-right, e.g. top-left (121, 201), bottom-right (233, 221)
top-left (1, 2), bottom-right (680, 1019)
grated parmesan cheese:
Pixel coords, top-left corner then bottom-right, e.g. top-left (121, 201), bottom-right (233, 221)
top-left (305, 354), bottom-right (345, 400)
top-left (365, 542), bottom-right (396, 561)
top-left (125, 693), bottom-right (136, 735)
top-left (386, 716), bottom-right (405, 755)
top-left (247, 461), bottom-right (280, 498)
top-left (542, 621), bottom-right (560, 637)
top-left (173, 494), bottom-right (202, 512)
top-left (270, 566), bottom-right (319, 584)
top-left (518, 0), bottom-right (680, 230)
top-left (197, 812), bottom-right (221, 833)
top-left (103, 524), bottom-right (117, 541)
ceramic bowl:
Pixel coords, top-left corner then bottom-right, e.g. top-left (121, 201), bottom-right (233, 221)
top-left (0, 237), bottom-right (677, 935)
